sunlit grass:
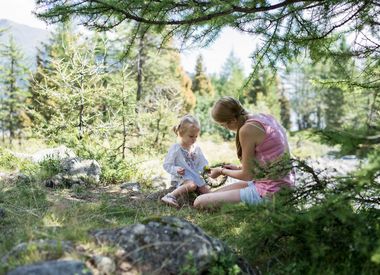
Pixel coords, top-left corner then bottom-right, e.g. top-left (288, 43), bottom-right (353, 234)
top-left (2, 135), bottom-right (375, 274)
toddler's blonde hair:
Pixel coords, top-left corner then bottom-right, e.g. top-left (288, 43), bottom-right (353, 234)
top-left (173, 115), bottom-right (200, 136)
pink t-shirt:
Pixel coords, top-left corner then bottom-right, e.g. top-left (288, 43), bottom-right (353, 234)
top-left (245, 114), bottom-right (295, 197)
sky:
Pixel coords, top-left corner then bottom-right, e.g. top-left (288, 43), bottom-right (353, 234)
top-left (0, 0), bottom-right (256, 75)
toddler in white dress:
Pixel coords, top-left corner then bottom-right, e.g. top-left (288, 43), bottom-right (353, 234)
top-left (162, 115), bottom-right (210, 207)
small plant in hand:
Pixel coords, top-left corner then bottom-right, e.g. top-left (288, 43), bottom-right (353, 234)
top-left (201, 163), bottom-right (228, 188)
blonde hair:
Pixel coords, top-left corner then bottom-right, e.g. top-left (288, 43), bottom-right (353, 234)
top-left (172, 114), bottom-right (200, 136)
top-left (211, 96), bottom-right (248, 160)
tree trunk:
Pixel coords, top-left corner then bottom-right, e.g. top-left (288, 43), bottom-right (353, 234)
top-left (136, 33), bottom-right (145, 102)
top-left (8, 58), bottom-right (16, 145)
top-left (78, 75), bottom-right (84, 140)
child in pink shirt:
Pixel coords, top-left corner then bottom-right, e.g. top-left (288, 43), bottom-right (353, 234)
top-left (194, 97), bottom-right (294, 208)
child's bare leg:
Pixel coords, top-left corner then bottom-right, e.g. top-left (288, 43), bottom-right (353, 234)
top-left (213, 181), bottom-right (248, 193)
top-left (193, 189), bottom-right (242, 209)
top-left (169, 180), bottom-right (197, 198)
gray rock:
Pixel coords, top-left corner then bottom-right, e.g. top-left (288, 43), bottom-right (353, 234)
top-left (120, 182), bottom-right (141, 192)
top-left (44, 158), bottom-right (101, 188)
top-left (2, 240), bottom-right (73, 264)
top-left (91, 255), bottom-right (115, 275)
top-left (7, 260), bottom-right (91, 275)
top-left (91, 217), bottom-right (256, 274)
top-left (60, 158), bottom-right (101, 180)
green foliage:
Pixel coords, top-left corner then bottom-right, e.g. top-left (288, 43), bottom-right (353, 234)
top-left (289, 130), bottom-right (337, 159)
top-left (0, 35), bottom-right (30, 144)
top-left (36, 158), bottom-right (62, 180)
top-left (199, 189), bottom-right (380, 274)
top-left (180, 250), bottom-right (242, 275)
top-left (314, 127), bottom-right (377, 156)
top-left (101, 156), bottom-right (141, 184)
top-left (218, 51), bottom-right (246, 99)
top-left (0, 146), bottom-right (35, 173)
top-left (0, 146), bottom-right (22, 171)
top-left (279, 93), bottom-right (291, 130)
top-left (3, 3), bottom-right (378, 274)
top-left (192, 54), bottom-right (214, 97)
top-left (137, 87), bottom-right (181, 151)
top-left (178, 65), bottom-right (196, 112)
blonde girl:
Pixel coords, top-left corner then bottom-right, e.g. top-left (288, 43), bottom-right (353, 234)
top-left (161, 115), bottom-right (210, 208)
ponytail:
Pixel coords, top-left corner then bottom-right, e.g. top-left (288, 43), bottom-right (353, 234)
top-left (172, 124), bottom-right (181, 135)
top-left (173, 114), bottom-right (200, 136)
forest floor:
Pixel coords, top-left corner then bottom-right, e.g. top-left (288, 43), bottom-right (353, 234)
top-left (0, 134), bottom-right (338, 272)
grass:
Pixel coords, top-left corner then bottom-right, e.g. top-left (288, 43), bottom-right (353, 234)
top-left (0, 180), bottom-right (204, 272)
top-left (1, 135), bottom-right (354, 274)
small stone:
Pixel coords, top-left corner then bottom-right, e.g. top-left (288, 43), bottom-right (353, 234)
top-left (120, 182), bottom-right (141, 192)
top-left (115, 249), bottom-right (126, 258)
top-left (92, 255), bottom-right (115, 275)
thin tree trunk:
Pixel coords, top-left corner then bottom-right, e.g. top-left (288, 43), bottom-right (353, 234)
top-left (121, 71), bottom-right (127, 159)
top-left (8, 58), bottom-right (15, 145)
top-left (78, 75), bottom-right (84, 140)
top-left (134, 32), bottom-right (146, 134)
top-left (154, 116), bottom-right (161, 144)
top-left (136, 34), bottom-right (145, 102)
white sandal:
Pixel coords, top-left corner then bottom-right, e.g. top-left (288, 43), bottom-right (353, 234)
top-left (161, 194), bottom-right (179, 208)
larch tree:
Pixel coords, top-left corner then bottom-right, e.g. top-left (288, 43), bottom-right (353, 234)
top-left (28, 22), bottom-right (77, 126)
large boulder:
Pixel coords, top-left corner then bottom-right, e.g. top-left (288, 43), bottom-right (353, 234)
top-left (91, 216), bottom-right (256, 274)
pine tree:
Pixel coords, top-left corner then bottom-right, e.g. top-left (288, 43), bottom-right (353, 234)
top-left (192, 55), bottom-right (214, 97)
top-left (276, 75), bottom-right (291, 130)
top-left (219, 51), bottom-right (245, 99)
top-left (0, 36), bottom-right (29, 145)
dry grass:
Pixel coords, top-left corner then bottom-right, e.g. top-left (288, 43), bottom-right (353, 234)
top-left (198, 138), bottom-right (238, 165)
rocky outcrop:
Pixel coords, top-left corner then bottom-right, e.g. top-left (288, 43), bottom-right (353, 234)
top-left (2, 218), bottom-right (255, 274)
top-left (92, 216), bottom-right (256, 274)
top-left (5, 146), bottom-right (101, 187)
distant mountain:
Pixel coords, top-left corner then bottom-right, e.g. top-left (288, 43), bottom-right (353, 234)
top-left (0, 19), bottom-right (50, 66)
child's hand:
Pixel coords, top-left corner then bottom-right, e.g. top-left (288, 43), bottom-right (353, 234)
top-left (177, 167), bottom-right (185, 176)
top-left (209, 167), bottom-right (223, 178)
